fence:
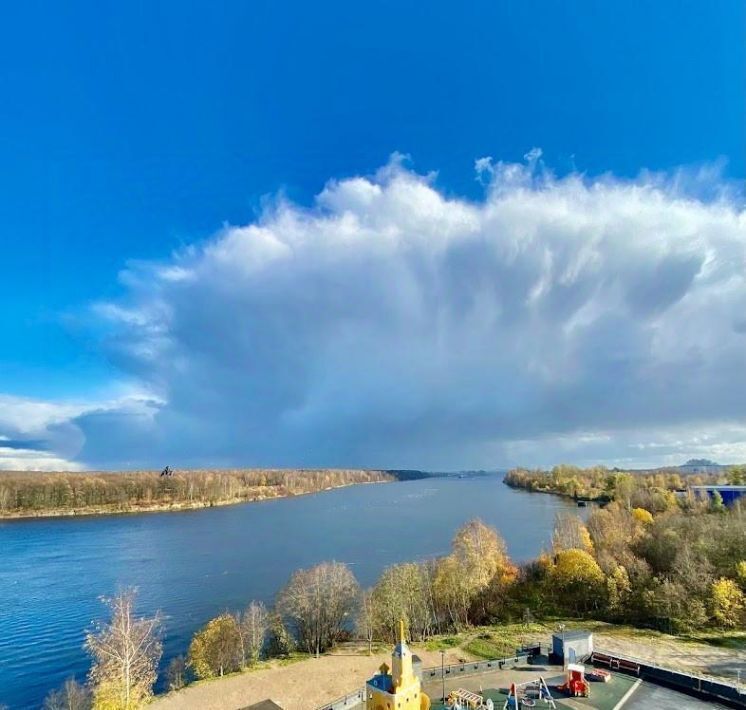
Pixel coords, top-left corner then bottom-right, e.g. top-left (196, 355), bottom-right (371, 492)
top-left (317, 687), bottom-right (365, 710)
top-left (421, 653), bottom-right (532, 683)
top-left (592, 649), bottom-right (746, 708)
top-left (316, 653), bottom-right (532, 710)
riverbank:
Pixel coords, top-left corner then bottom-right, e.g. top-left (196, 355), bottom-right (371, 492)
top-left (149, 622), bottom-right (746, 710)
top-left (0, 482), bottom-right (378, 520)
top-left (0, 468), bottom-right (403, 520)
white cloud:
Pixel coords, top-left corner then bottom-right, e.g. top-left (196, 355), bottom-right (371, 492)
top-left (0, 447), bottom-right (84, 472)
top-left (4, 154), bottom-right (746, 470)
top-left (0, 393), bottom-right (161, 470)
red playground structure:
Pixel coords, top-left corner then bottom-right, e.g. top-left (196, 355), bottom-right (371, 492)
top-left (557, 664), bottom-right (590, 698)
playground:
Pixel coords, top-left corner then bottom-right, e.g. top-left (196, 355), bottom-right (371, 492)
top-left (427, 664), bottom-right (640, 710)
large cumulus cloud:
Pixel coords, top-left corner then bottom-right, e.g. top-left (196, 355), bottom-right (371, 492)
top-left (5, 154), bottom-right (746, 470)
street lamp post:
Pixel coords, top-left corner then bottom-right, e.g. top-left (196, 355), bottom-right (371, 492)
top-left (441, 650), bottom-right (446, 702)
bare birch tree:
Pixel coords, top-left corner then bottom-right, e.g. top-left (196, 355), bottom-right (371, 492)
top-left (552, 512), bottom-right (594, 553)
top-left (277, 561), bottom-right (359, 656)
top-left (234, 601), bottom-right (269, 667)
top-left (43, 678), bottom-right (91, 710)
top-left (85, 590), bottom-right (162, 709)
top-left (371, 562), bottom-right (435, 641)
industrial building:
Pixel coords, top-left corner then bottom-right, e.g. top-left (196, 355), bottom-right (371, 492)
top-left (690, 485), bottom-right (746, 506)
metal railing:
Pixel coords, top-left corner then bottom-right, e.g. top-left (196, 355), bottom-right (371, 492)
top-left (317, 687), bottom-right (365, 710)
top-left (421, 653), bottom-right (531, 682)
top-left (315, 652), bottom-right (533, 709)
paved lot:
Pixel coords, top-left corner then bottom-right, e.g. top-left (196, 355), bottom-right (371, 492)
top-left (630, 682), bottom-right (732, 709)
top-left (427, 667), bottom-right (637, 710)
top-left (426, 666), bottom-right (733, 709)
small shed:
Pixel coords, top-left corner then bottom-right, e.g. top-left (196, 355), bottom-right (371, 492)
top-left (552, 630), bottom-right (593, 663)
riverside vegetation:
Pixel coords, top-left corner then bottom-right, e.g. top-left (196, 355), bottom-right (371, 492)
top-left (0, 468), bottom-right (396, 518)
top-left (33, 466), bottom-right (745, 710)
top-left (504, 463), bottom-right (746, 504)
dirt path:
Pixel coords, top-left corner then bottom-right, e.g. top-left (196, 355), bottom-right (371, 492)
top-left (150, 647), bottom-right (471, 710)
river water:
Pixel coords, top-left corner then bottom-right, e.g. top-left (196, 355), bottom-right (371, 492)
top-left (0, 474), bottom-right (585, 709)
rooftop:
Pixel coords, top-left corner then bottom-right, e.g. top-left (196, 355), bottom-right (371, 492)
top-left (553, 630), bottom-right (593, 640)
top-left (690, 485), bottom-right (746, 491)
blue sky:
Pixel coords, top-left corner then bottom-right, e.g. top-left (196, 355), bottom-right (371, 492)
top-left (1, 1), bottom-right (744, 470)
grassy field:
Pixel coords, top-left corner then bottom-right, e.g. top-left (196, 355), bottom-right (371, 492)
top-left (421, 619), bottom-right (745, 678)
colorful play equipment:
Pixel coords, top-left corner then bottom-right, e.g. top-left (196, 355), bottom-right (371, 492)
top-left (446, 687), bottom-right (495, 710)
top-left (586, 667), bottom-right (611, 683)
top-left (557, 663), bottom-right (590, 698)
top-left (445, 688), bottom-right (488, 709)
top-left (503, 678), bottom-right (556, 709)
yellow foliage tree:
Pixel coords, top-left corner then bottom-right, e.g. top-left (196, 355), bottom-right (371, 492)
top-left (632, 508), bottom-right (654, 525)
top-left (605, 565), bottom-right (632, 617)
top-left (550, 549), bottom-right (605, 614)
top-left (433, 519), bottom-right (516, 627)
top-left (188, 614), bottom-right (242, 679)
top-left (736, 561), bottom-right (746, 590)
top-left (710, 578), bottom-right (745, 628)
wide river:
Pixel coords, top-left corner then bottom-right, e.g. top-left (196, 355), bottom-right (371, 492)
top-left (0, 474), bottom-right (586, 709)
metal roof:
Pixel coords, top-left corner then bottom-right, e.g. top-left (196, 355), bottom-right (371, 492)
top-left (552, 630), bottom-right (593, 641)
top-left (240, 701), bottom-right (284, 710)
top-left (690, 485), bottom-right (746, 491)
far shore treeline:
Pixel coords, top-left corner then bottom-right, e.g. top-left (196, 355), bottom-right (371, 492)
top-left (0, 468), bottom-right (417, 518)
top-left (33, 463), bottom-right (746, 710)
top-left (504, 463), bottom-right (745, 505)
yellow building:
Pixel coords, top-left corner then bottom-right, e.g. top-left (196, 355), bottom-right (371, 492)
top-left (365, 621), bottom-right (430, 710)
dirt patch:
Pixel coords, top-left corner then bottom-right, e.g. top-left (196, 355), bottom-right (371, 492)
top-left (591, 632), bottom-right (746, 681)
top-left (150, 647), bottom-right (472, 710)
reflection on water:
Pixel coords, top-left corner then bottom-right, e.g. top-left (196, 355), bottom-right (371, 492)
top-left (0, 474), bottom-right (585, 709)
